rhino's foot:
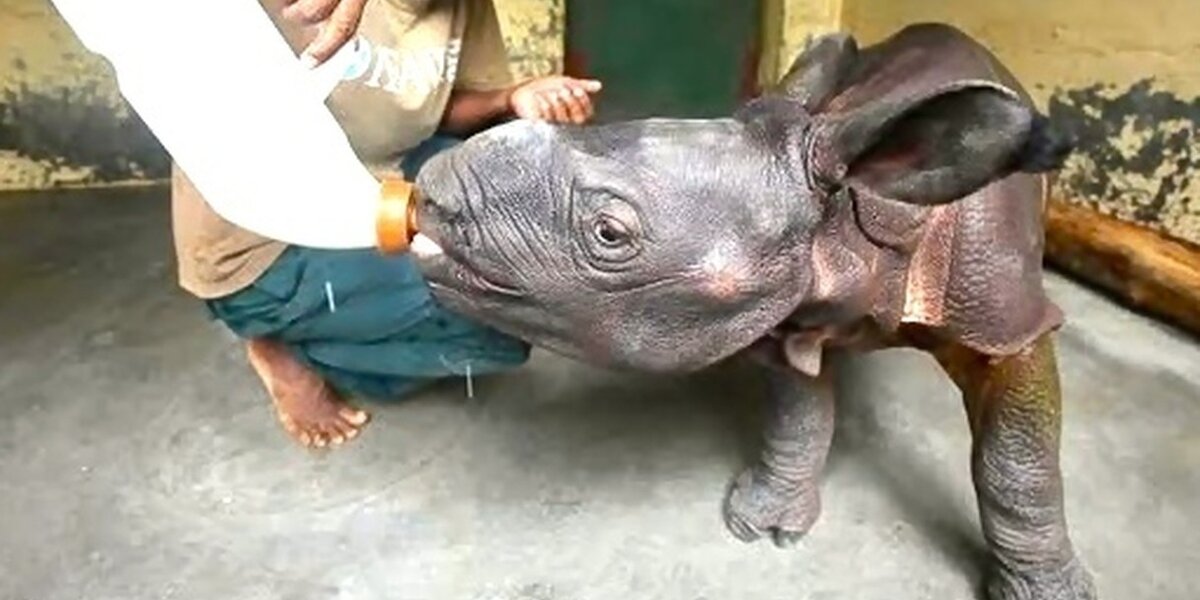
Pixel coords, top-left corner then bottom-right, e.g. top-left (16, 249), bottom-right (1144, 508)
top-left (987, 556), bottom-right (1097, 600)
top-left (722, 467), bottom-right (821, 548)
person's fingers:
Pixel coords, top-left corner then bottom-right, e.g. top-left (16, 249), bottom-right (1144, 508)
top-left (513, 76), bottom-right (603, 122)
top-left (556, 88), bottom-right (588, 123)
top-left (537, 94), bottom-right (558, 120)
top-left (568, 86), bottom-right (596, 122)
top-left (541, 91), bottom-right (571, 123)
top-left (515, 92), bottom-right (550, 120)
top-left (581, 96), bottom-right (595, 122)
top-left (281, 0), bottom-right (337, 24)
top-left (299, 0), bottom-right (367, 68)
top-left (563, 79), bottom-right (600, 122)
top-left (568, 78), bottom-right (603, 93)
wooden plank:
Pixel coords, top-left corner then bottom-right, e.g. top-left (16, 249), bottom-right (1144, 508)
top-left (1044, 199), bottom-right (1200, 336)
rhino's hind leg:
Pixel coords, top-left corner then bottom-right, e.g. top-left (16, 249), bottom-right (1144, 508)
top-left (935, 334), bottom-right (1097, 600)
top-left (723, 366), bottom-right (835, 548)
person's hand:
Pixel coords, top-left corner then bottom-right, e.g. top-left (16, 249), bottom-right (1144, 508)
top-left (508, 76), bottom-right (603, 124)
top-left (281, 0), bottom-right (368, 68)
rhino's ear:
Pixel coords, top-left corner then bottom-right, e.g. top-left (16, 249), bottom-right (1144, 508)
top-left (775, 32), bottom-right (859, 111)
top-left (809, 83), bottom-right (1072, 205)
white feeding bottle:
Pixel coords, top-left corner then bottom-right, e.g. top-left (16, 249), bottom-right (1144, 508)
top-left (48, 0), bottom-right (413, 250)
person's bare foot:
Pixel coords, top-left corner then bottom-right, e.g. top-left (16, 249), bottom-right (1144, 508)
top-left (245, 338), bottom-right (369, 449)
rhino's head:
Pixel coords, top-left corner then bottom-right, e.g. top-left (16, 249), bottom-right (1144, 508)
top-left (412, 29), bottom-right (1069, 373)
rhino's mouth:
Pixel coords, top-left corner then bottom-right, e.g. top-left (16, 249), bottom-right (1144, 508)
top-left (409, 232), bottom-right (444, 258)
top-left (411, 164), bottom-right (527, 301)
top-left (411, 232), bottom-right (525, 299)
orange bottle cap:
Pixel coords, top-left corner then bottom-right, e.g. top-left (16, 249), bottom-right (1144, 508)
top-left (376, 177), bottom-right (420, 253)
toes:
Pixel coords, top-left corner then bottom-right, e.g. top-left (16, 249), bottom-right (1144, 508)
top-left (723, 475), bottom-right (766, 543)
top-left (276, 401), bottom-right (365, 450)
top-left (313, 420), bottom-right (361, 449)
top-left (772, 528), bottom-right (804, 548)
top-left (986, 557), bottom-right (1097, 600)
top-left (723, 469), bottom-right (821, 548)
top-left (332, 420), bottom-right (359, 441)
top-left (724, 511), bottom-right (764, 542)
top-left (338, 406), bottom-right (369, 426)
top-left (278, 413), bottom-right (300, 436)
top-left (722, 496), bottom-right (765, 543)
top-left (322, 423), bottom-right (346, 446)
top-left (283, 423), bottom-right (299, 437)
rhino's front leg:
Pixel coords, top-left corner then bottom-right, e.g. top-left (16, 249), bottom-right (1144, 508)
top-left (936, 334), bottom-right (1097, 600)
top-left (723, 365), bottom-right (835, 548)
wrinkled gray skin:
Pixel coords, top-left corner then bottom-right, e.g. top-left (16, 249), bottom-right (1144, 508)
top-left (414, 23), bottom-right (1096, 600)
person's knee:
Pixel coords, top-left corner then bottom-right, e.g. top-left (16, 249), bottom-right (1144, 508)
top-left (200, 246), bottom-right (312, 340)
top-left (205, 296), bottom-right (275, 340)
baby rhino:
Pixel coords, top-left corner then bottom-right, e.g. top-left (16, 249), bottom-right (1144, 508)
top-left (411, 23), bottom-right (1094, 600)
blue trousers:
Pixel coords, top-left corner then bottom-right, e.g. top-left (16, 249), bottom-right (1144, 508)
top-left (206, 136), bottom-right (530, 399)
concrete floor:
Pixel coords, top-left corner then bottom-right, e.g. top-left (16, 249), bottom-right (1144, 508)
top-left (1, 186), bottom-right (1198, 600)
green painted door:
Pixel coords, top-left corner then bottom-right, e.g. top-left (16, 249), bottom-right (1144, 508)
top-left (564, 0), bottom-right (763, 122)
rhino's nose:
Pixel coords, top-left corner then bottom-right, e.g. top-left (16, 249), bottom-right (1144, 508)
top-left (414, 152), bottom-right (465, 213)
top-left (413, 153), bottom-right (478, 251)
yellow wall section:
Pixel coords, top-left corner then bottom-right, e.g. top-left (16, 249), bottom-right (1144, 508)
top-left (494, 0), bottom-right (564, 80)
top-left (841, 0), bottom-right (1200, 99)
top-left (0, 0), bottom-right (128, 188)
top-left (0, 1), bottom-right (117, 97)
top-left (775, 0), bottom-right (844, 82)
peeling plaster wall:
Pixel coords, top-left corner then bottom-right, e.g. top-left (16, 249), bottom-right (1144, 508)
top-left (1049, 82), bottom-right (1199, 244)
top-left (756, 0), bottom-right (844, 86)
top-left (840, 0), bottom-right (1200, 245)
top-left (0, 0), bottom-right (164, 189)
top-left (495, 0), bottom-right (564, 80)
top-left (0, 0), bottom-right (564, 191)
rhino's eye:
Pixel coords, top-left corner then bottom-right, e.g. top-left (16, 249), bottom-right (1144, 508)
top-left (578, 193), bottom-right (641, 266)
top-left (593, 215), bottom-right (631, 247)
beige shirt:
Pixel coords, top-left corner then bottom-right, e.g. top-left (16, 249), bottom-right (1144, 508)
top-left (171, 0), bottom-right (513, 299)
